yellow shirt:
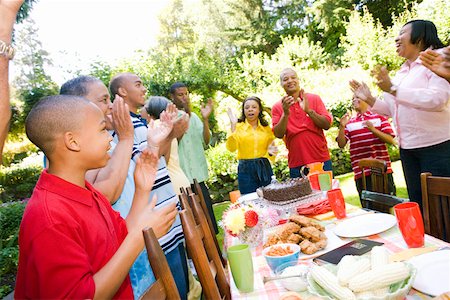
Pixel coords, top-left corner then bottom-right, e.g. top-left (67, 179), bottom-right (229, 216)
top-left (226, 119), bottom-right (275, 160)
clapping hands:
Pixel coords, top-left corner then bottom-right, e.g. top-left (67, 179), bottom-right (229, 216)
top-left (200, 98), bottom-right (213, 120)
top-left (227, 108), bottom-right (238, 132)
top-left (147, 110), bottom-right (173, 153)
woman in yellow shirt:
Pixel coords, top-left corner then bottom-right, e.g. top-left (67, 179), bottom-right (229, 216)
top-left (226, 96), bottom-right (278, 194)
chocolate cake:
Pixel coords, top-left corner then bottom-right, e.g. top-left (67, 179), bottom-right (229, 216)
top-left (259, 177), bottom-right (312, 202)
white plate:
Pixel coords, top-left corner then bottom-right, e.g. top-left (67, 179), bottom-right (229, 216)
top-left (408, 250), bottom-right (450, 296)
top-left (263, 226), bottom-right (346, 260)
top-left (237, 192), bottom-right (259, 203)
top-left (333, 213), bottom-right (397, 238)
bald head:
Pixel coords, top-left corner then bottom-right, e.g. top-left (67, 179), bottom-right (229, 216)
top-left (25, 95), bottom-right (92, 156)
top-left (280, 68), bottom-right (297, 82)
top-left (109, 73), bottom-right (133, 97)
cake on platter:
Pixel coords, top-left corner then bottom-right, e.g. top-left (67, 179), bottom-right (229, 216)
top-left (257, 177), bottom-right (313, 202)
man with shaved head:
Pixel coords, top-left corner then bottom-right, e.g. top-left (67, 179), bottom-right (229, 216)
top-left (108, 73), bottom-right (190, 299)
top-left (272, 67), bottom-right (333, 178)
top-left (16, 95), bottom-right (178, 299)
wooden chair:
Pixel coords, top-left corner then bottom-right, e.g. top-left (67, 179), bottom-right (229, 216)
top-left (182, 183), bottom-right (226, 266)
top-left (140, 227), bottom-right (181, 300)
top-left (361, 190), bottom-right (408, 214)
top-left (421, 172), bottom-right (450, 242)
top-left (180, 207), bottom-right (231, 300)
top-left (358, 158), bottom-right (389, 194)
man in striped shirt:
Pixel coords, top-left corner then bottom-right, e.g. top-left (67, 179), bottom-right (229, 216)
top-left (336, 96), bottom-right (397, 200)
top-left (108, 73), bottom-right (189, 299)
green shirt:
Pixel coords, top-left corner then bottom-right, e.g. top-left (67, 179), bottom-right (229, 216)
top-left (178, 113), bottom-right (209, 183)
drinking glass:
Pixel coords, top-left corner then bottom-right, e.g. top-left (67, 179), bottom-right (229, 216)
top-left (327, 188), bottom-right (347, 219)
top-left (227, 244), bottom-right (254, 292)
top-left (394, 202), bottom-right (424, 248)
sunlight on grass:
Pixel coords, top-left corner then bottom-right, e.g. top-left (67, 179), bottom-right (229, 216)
top-left (213, 160), bottom-right (409, 249)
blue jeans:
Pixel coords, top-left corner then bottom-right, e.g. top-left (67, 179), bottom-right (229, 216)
top-left (289, 160), bottom-right (333, 178)
top-left (238, 158), bottom-right (273, 194)
top-left (400, 140), bottom-right (450, 210)
top-left (166, 243), bottom-right (189, 300)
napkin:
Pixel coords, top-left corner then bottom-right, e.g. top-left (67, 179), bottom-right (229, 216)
top-left (311, 203), bottom-right (360, 221)
top-left (389, 246), bottom-right (438, 262)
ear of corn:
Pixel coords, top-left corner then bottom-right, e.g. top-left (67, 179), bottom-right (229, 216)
top-left (337, 258), bottom-right (371, 286)
top-left (311, 265), bottom-right (356, 300)
top-left (337, 255), bottom-right (357, 283)
top-left (371, 246), bottom-right (388, 270)
top-left (348, 262), bottom-right (410, 292)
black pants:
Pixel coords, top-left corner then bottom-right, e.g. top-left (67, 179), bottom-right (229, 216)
top-left (400, 140), bottom-right (450, 210)
top-left (192, 181), bottom-right (219, 234)
top-left (355, 173), bottom-right (397, 200)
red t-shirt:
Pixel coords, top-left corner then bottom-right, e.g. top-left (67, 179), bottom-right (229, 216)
top-left (272, 93), bottom-right (332, 168)
top-left (15, 170), bottom-right (134, 299)
top-left (344, 111), bottom-right (395, 179)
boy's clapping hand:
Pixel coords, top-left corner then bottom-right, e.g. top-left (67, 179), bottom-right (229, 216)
top-left (134, 149), bottom-right (159, 192)
top-left (139, 195), bottom-right (178, 239)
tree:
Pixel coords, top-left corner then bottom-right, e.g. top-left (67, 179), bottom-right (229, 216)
top-left (13, 18), bottom-right (58, 123)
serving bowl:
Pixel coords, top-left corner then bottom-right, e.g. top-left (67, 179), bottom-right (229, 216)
top-left (263, 243), bottom-right (300, 273)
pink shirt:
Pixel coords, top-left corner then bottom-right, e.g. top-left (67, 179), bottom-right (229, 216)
top-left (372, 58), bottom-right (450, 149)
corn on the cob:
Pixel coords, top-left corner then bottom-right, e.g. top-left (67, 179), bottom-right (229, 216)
top-left (371, 246), bottom-right (388, 270)
top-left (348, 262), bottom-right (410, 292)
top-left (337, 255), bottom-right (357, 282)
top-left (337, 258), bottom-right (371, 286)
top-left (311, 265), bottom-right (356, 300)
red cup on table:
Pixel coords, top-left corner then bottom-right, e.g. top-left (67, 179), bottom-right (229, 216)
top-left (327, 188), bottom-right (346, 219)
top-left (394, 202), bottom-right (424, 248)
top-left (308, 173), bottom-right (320, 190)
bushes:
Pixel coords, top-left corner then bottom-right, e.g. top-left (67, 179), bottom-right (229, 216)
top-left (0, 201), bottom-right (27, 298)
top-left (0, 162), bottom-right (42, 203)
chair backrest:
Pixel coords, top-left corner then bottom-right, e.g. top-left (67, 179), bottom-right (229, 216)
top-left (180, 207), bottom-right (231, 300)
top-left (361, 190), bottom-right (408, 214)
top-left (141, 227), bottom-right (181, 300)
top-left (186, 181), bottom-right (226, 266)
top-left (420, 172), bottom-right (450, 242)
top-left (358, 158), bottom-right (389, 194)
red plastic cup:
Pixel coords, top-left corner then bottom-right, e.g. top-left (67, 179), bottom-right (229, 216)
top-left (327, 188), bottom-right (347, 219)
top-left (394, 202), bottom-right (424, 248)
top-left (308, 174), bottom-right (320, 190)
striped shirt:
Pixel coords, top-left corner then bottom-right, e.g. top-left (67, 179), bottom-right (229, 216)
top-left (344, 111), bottom-right (395, 180)
top-left (111, 112), bottom-right (184, 299)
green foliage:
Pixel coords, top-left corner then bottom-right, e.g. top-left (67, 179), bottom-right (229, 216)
top-left (330, 148), bottom-right (352, 176)
top-left (273, 157), bottom-right (290, 181)
top-left (0, 201), bottom-right (27, 298)
top-left (205, 143), bottom-right (238, 203)
top-left (1, 138), bottom-right (38, 167)
top-left (328, 98), bottom-right (353, 128)
top-left (0, 162), bottom-right (42, 203)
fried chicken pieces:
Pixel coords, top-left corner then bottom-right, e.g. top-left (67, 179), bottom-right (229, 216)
top-left (263, 215), bottom-right (327, 255)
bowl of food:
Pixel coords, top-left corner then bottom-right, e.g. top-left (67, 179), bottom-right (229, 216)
top-left (263, 243), bottom-right (300, 273)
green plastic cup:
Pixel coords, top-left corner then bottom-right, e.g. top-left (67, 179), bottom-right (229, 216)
top-left (318, 173), bottom-right (331, 191)
top-left (227, 244), bottom-right (254, 293)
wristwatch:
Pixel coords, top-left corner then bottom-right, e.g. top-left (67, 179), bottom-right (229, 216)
top-left (389, 84), bottom-right (398, 96)
top-left (0, 40), bottom-right (15, 60)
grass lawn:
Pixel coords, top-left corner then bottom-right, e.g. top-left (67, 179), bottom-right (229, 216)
top-left (212, 160), bottom-right (409, 249)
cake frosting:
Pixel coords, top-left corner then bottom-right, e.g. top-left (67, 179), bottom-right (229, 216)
top-left (259, 177), bottom-right (312, 202)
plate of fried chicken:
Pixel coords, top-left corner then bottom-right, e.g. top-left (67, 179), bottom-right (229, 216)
top-left (263, 214), bottom-right (346, 260)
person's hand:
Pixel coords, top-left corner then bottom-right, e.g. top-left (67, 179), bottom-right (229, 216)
top-left (200, 98), bottom-right (213, 119)
top-left (371, 66), bottom-right (393, 93)
top-left (363, 120), bottom-right (374, 131)
top-left (349, 80), bottom-right (374, 104)
top-left (268, 142), bottom-right (278, 156)
top-left (227, 108), bottom-right (238, 132)
top-left (133, 195), bottom-right (178, 239)
top-left (0, 0), bottom-right (24, 41)
top-left (147, 112), bottom-right (173, 151)
top-left (134, 149), bottom-right (159, 192)
top-left (420, 47), bottom-right (450, 81)
top-left (171, 111), bottom-right (189, 139)
top-left (111, 95), bottom-right (133, 140)
top-left (299, 89), bottom-right (311, 114)
top-left (339, 112), bottom-right (350, 128)
top-left (281, 95), bottom-right (295, 115)
top-left (165, 103), bottom-right (179, 123)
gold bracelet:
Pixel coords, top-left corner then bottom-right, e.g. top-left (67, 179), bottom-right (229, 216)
top-left (0, 40), bottom-right (15, 60)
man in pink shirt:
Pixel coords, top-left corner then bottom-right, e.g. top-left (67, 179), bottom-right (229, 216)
top-left (272, 67), bottom-right (333, 178)
top-left (350, 20), bottom-right (450, 209)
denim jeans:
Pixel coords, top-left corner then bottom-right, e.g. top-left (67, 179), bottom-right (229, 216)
top-left (166, 243), bottom-right (189, 300)
top-left (400, 140), bottom-right (450, 210)
top-left (289, 159), bottom-right (333, 178)
top-left (238, 158), bottom-right (273, 194)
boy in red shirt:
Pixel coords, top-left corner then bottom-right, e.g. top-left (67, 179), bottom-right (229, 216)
top-left (336, 96), bottom-right (396, 199)
top-left (15, 95), bottom-right (178, 299)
